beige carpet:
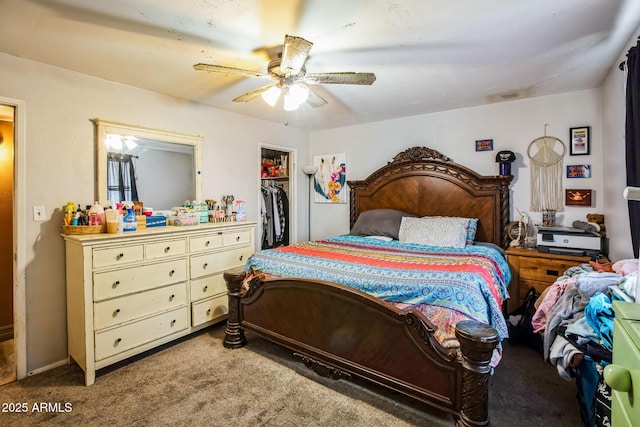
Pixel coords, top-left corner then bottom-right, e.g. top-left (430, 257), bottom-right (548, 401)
top-left (0, 338), bottom-right (16, 386)
top-left (0, 323), bottom-right (581, 426)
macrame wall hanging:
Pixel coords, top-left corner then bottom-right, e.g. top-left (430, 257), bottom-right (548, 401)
top-left (527, 124), bottom-right (566, 217)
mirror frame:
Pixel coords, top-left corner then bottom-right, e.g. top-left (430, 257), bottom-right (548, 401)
top-left (94, 119), bottom-right (202, 206)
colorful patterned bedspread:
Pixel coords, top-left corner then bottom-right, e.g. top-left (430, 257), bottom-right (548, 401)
top-left (245, 235), bottom-right (511, 341)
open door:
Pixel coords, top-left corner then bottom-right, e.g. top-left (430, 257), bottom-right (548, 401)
top-left (0, 104), bottom-right (15, 385)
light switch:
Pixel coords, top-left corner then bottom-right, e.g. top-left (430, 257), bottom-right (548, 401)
top-left (33, 206), bottom-right (45, 221)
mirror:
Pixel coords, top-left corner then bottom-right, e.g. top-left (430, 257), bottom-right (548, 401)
top-left (94, 119), bottom-right (202, 211)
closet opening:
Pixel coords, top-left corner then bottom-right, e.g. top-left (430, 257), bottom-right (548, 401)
top-left (260, 146), bottom-right (295, 250)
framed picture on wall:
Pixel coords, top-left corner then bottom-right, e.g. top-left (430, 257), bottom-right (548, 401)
top-left (569, 126), bottom-right (590, 155)
top-left (567, 164), bottom-right (591, 178)
top-left (475, 139), bottom-right (493, 151)
top-left (312, 153), bottom-right (347, 204)
top-left (565, 189), bottom-right (592, 206)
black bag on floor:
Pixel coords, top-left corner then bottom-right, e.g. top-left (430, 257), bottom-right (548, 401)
top-left (507, 287), bottom-right (543, 353)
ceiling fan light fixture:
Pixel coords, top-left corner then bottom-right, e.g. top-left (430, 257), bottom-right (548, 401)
top-left (284, 84), bottom-right (309, 111)
top-left (261, 86), bottom-right (281, 106)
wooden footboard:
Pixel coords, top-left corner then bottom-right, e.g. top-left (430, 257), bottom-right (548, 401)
top-left (224, 268), bottom-right (499, 427)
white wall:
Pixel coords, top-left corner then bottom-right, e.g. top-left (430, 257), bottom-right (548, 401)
top-left (309, 90), bottom-right (608, 248)
top-left (601, 29), bottom-right (640, 261)
top-left (0, 52), bottom-right (309, 373)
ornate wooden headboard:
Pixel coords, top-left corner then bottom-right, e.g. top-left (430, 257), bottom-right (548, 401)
top-left (347, 147), bottom-right (513, 248)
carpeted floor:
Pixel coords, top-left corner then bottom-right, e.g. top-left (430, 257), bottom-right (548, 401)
top-left (0, 323), bottom-right (582, 426)
top-left (0, 338), bottom-right (16, 386)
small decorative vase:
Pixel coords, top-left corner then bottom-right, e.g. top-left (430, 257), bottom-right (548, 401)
top-left (542, 210), bottom-right (556, 227)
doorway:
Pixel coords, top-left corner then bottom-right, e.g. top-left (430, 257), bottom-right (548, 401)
top-left (0, 104), bottom-right (15, 385)
top-left (259, 144), bottom-right (297, 249)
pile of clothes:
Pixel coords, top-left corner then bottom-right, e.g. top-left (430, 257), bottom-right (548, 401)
top-left (530, 258), bottom-right (637, 427)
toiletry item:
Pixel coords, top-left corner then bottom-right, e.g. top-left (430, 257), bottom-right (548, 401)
top-left (64, 202), bottom-right (76, 225)
top-left (88, 201), bottom-right (105, 226)
top-left (122, 207), bottom-right (137, 232)
top-left (235, 200), bottom-right (247, 221)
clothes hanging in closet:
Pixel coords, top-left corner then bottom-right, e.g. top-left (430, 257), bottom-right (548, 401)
top-left (261, 181), bottom-right (289, 249)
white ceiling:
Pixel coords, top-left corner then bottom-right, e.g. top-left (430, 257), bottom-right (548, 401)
top-left (1, 0), bottom-right (639, 131)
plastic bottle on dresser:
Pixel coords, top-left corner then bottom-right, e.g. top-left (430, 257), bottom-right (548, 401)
top-left (88, 201), bottom-right (105, 226)
top-left (123, 207), bottom-right (137, 232)
top-left (64, 202), bottom-right (76, 225)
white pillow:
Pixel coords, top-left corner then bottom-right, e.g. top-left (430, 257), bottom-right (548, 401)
top-left (399, 216), bottom-right (468, 248)
top-left (364, 235), bottom-right (394, 242)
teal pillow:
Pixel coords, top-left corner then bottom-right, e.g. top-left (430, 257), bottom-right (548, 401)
top-left (466, 218), bottom-right (478, 245)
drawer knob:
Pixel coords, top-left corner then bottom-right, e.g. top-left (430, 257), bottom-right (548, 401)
top-left (115, 338), bottom-right (122, 345)
top-left (164, 246), bottom-right (171, 253)
top-left (236, 236), bottom-right (240, 241)
top-left (203, 285), bottom-right (208, 292)
top-left (169, 294), bottom-right (175, 301)
top-left (113, 309), bottom-right (120, 316)
top-left (203, 263), bottom-right (208, 269)
top-left (169, 270), bottom-right (175, 277)
top-left (604, 364), bottom-right (632, 392)
top-left (546, 269), bottom-right (559, 276)
top-left (205, 240), bottom-right (210, 246)
top-left (217, 232), bottom-right (223, 235)
top-left (116, 253), bottom-right (124, 260)
top-left (239, 255), bottom-right (244, 261)
top-left (206, 308), bottom-right (212, 315)
top-left (170, 319), bottom-right (176, 326)
top-left (112, 280), bottom-right (120, 288)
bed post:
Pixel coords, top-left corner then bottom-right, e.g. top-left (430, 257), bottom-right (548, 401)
top-left (454, 320), bottom-right (500, 427)
top-left (223, 267), bottom-right (247, 349)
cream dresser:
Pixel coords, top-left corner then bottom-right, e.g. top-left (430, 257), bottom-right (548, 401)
top-left (62, 221), bottom-right (255, 385)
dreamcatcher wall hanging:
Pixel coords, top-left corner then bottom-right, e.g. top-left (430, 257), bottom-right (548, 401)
top-left (527, 124), bottom-right (566, 226)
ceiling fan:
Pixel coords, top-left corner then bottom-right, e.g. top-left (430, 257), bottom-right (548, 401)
top-left (193, 35), bottom-right (376, 111)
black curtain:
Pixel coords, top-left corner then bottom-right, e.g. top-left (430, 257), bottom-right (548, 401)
top-left (626, 40), bottom-right (640, 257)
top-left (107, 152), bottom-right (139, 203)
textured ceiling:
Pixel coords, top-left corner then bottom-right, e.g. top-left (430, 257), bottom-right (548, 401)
top-left (1, 0), bottom-right (639, 130)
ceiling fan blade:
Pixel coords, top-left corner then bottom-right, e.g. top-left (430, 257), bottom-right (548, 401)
top-left (305, 86), bottom-right (328, 108)
top-left (193, 63), bottom-right (268, 79)
top-left (280, 35), bottom-right (313, 76)
top-left (304, 72), bottom-right (376, 85)
top-left (232, 84), bottom-right (277, 103)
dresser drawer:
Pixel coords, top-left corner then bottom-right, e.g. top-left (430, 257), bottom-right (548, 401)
top-left (146, 238), bottom-right (187, 260)
top-left (94, 283), bottom-right (187, 330)
top-left (93, 244), bottom-right (144, 269)
top-left (190, 234), bottom-right (223, 252)
top-left (222, 229), bottom-right (251, 247)
top-left (518, 257), bottom-right (577, 283)
top-left (190, 273), bottom-right (227, 301)
top-left (93, 258), bottom-right (188, 301)
top-left (190, 247), bottom-right (252, 279)
top-left (608, 317), bottom-right (640, 426)
top-left (94, 307), bottom-right (188, 361)
top-left (191, 294), bottom-right (228, 327)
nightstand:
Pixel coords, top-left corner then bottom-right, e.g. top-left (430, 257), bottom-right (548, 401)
top-left (505, 247), bottom-right (598, 314)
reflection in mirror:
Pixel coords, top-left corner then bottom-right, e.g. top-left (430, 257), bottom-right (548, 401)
top-left (94, 119), bottom-right (202, 211)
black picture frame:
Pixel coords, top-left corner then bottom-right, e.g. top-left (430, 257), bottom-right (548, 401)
top-left (569, 126), bottom-right (590, 156)
top-left (475, 139), bottom-right (493, 151)
top-left (567, 164), bottom-right (591, 178)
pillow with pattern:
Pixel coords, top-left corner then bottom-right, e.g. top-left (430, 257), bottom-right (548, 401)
top-left (399, 216), bottom-right (469, 248)
top-left (422, 216), bottom-right (478, 245)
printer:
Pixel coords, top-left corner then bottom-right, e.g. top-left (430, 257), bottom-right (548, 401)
top-left (537, 226), bottom-right (602, 258)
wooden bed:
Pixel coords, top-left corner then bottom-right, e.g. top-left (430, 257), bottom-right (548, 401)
top-left (223, 146), bottom-right (513, 426)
